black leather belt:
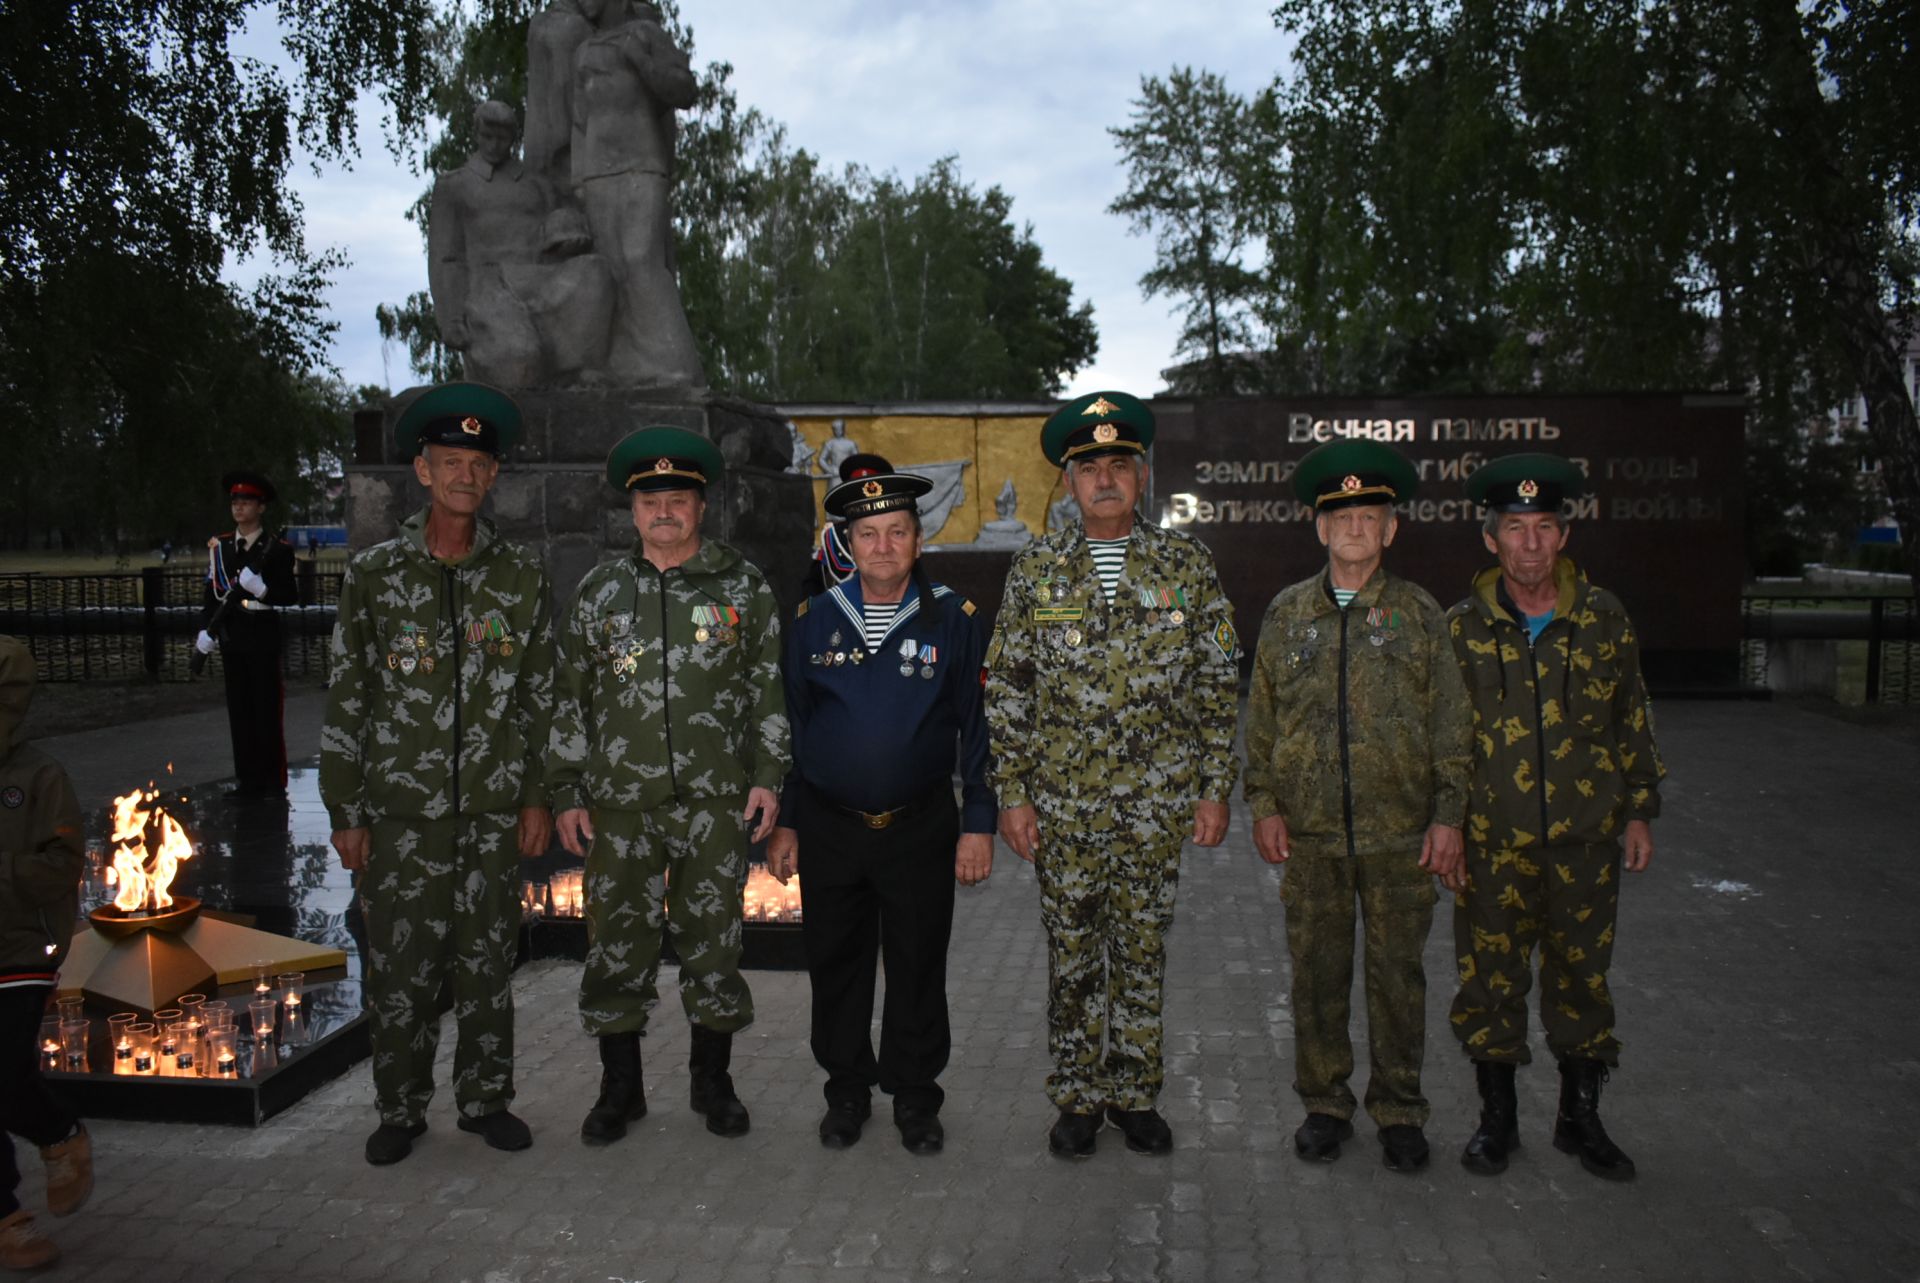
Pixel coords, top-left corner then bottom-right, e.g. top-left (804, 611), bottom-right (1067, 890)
top-left (827, 788), bottom-right (944, 831)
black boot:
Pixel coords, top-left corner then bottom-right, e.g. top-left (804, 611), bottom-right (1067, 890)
top-left (580, 1033), bottom-right (646, 1145)
top-left (688, 1026), bottom-right (750, 1137)
top-left (1461, 1060), bottom-right (1519, 1175)
top-left (1553, 1057), bottom-right (1636, 1181)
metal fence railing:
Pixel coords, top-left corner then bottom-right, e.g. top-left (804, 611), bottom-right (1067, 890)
top-left (1741, 594), bottom-right (1919, 704)
top-left (0, 567), bottom-right (341, 682)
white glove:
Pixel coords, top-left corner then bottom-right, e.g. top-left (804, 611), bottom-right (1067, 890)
top-left (238, 567), bottom-right (267, 597)
top-left (195, 631), bottom-right (216, 655)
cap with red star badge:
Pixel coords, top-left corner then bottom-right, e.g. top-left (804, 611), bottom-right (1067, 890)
top-left (823, 469), bottom-right (933, 522)
top-left (605, 425), bottom-right (725, 493)
top-left (394, 381), bottom-right (523, 458)
top-left (1040, 390), bottom-right (1156, 468)
top-left (1466, 452), bottom-right (1589, 513)
top-left (1292, 439), bottom-right (1420, 511)
top-left (221, 470), bottom-right (277, 505)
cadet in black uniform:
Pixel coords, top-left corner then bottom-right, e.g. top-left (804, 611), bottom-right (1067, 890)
top-left (768, 470), bottom-right (996, 1156)
top-left (196, 471), bottom-right (298, 799)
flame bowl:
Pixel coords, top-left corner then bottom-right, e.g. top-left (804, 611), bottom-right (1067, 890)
top-left (88, 898), bottom-right (203, 940)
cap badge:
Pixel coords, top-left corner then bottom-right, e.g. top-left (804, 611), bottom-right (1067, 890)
top-left (1084, 396), bottom-right (1120, 417)
top-left (1518, 479), bottom-right (1540, 499)
top-left (862, 479), bottom-right (884, 499)
top-left (460, 416), bottom-right (484, 436)
top-left (1341, 474), bottom-right (1363, 492)
top-left (1093, 423), bottom-right (1119, 444)
top-left (654, 458), bottom-right (673, 473)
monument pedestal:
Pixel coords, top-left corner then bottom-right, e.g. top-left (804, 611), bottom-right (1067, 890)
top-left (348, 387), bottom-right (816, 605)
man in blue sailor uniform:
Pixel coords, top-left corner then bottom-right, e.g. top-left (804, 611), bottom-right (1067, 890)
top-left (766, 468), bottom-right (996, 1156)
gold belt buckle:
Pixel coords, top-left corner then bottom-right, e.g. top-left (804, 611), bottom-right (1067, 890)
top-left (862, 809), bottom-right (895, 830)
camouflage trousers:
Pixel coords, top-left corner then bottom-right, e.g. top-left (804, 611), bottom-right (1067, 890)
top-left (1280, 845), bottom-right (1437, 1127)
top-left (361, 812), bottom-right (521, 1127)
top-left (1035, 830), bottom-right (1182, 1112)
top-left (579, 800), bottom-right (753, 1037)
top-left (1451, 841), bottom-right (1622, 1066)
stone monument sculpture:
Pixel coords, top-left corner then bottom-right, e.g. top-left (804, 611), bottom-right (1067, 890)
top-left (976, 478), bottom-right (1033, 548)
top-left (426, 0), bottom-right (706, 390)
top-left (426, 101), bottom-right (555, 388)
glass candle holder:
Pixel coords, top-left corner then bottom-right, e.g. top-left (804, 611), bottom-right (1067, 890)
top-left (169, 1020), bottom-right (198, 1076)
top-left (39, 1017), bottom-right (63, 1072)
top-left (108, 1013), bottom-right (137, 1075)
top-left (247, 997), bottom-right (278, 1075)
top-left (276, 974), bottom-right (306, 1051)
top-left (207, 1027), bottom-right (240, 1079)
top-left (252, 959), bottom-right (274, 1000)
top-left (60, 1019), bottom-right (90, 1074)
top-left (127, 1023), bottom-right (157, 1075)
top-left (152, 1009), bottom-right (183, 1077)
top-left (201, 1000), bottom-right (233, 1030)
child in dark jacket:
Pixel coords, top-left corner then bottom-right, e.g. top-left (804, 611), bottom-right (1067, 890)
top-left (0, 637), bottom-right (90, 1271)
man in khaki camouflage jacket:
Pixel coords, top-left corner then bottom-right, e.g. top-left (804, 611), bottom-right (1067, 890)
top-left (322, 382), bottom-right (557, 1166)
top-left (549, 425), bottom-right (788, 1147)
top-left (1447, 453), bottom-right (1664, 1183)
top-left (986, 391), bottom-right (1240, 1160)
top-left (1243, 438), bottom-right (1471, 1174)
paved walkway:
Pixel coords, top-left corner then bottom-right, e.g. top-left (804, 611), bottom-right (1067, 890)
top-left (17, 701), bottom-right (1920, 1282)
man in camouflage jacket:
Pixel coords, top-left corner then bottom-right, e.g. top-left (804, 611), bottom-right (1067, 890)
top-left (1243, 439), bottom-right (1471, 1173)
top-left (550, 425), bottom-right (788, 1145)
top-left (986, 391), bottom-right (1239, 1159)
top-left (1446, 453), bottom-right (1664, 1182)
top-left (321, 383), bottom-right (556, 1166)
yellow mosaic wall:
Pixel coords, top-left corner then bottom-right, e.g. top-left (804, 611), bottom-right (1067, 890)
top-left (788, 413), bottom-right (1064, 547)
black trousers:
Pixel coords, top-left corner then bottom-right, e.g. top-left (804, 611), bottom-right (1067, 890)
top-left (0, 985), bottom-right (76, 1217)
top-left (220, 635), bottom-right (286, 792)
top-left (795, 788), bottom-right (958, 1114)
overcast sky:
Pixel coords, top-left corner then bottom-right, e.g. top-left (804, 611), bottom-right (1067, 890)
top-left (247, 1), bottom-right (1295, 399)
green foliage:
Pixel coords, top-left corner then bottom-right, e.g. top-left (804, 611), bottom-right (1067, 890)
top-left (0, 0), bottom-right (437, 548)
top-left (1112, 0), bottom-right (1920, 577)
top-left (385, 1), bottom-right (1096, 400)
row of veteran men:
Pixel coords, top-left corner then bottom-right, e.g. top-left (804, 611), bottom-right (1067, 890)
top-left (318, 381), bottom-right (1661, 1183)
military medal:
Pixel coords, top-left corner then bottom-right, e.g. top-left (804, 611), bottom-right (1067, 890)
top-left (898, 639), bottom-right (917, 676)
top-left (1170, 610), bottom-right (1185, 625)
top-left (851, 648), bottom-right (866, 665)
top-left (830, 629), bottom-right (843, 647)
top-left (1065, 627), bottom-right (1082, 647)
top-left (421, 656), bottom-right (436, 674)
top-left (1051, 582), bottom-right (1068, 604)
top-left (832, 652), bottom-right (846, 666)
top-left (386, 654), bottom-right (399, 670)
top-left (919, 643), bottom-right (938, 679)
top-left (695, 627), bottom-right (710, 643)
top-left (401, 655), bottom-right (417, 675)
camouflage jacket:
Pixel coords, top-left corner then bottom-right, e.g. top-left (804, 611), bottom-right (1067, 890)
top-left (548, 537), bottom-right (788, 815)
top-left (0, 639), bottom-right (84, 978)
top-left (1244, 567), bottom-right (1472, 858)
top-left (985, 519), bottom-right (1240, 826)
top-left (1448, 560), bottom-right (1665, 850)
top-left (320, 508), bottom-right (556, 828)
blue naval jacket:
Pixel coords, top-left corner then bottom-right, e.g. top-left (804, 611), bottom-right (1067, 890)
top-left (779, 576), bottom-right (996, 834)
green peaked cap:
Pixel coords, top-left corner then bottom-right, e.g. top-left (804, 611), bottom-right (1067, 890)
top-left (394, 381), bottom-right (522, 457)
top-left (1041, 390), bottom-right (1156, 467)
top-left (1466, 452), bottom-right (1589, 512)
top-left (1292, 438), bottom-right (1420, 509)
top-left (605, 425), bottom-right (725, 493)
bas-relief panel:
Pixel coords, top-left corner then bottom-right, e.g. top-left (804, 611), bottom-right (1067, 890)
top-left (788, 415), bottom-right (1061, 548)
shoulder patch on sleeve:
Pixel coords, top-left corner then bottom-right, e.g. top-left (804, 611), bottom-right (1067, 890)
top-left (794, 599), bottom-right (810, 619)
top-left (960, 598), bottom-right (976, 616)
top-left (1213, 619), bottom-right (1238, 659)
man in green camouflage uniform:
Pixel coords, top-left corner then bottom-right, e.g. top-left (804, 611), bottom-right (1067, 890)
top-left (1243, 439), bottom-right (1472, 1172)
top-left (986, 391), bottom-right (1240, 1159)
top-left (549, 426), bottom-right (788, 1145)
top-left (1447, 453), bottom-right (1665, 1182)
top-left (322, 382), bottom-right (557, 1166)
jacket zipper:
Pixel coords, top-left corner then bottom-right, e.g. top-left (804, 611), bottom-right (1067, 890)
top-left (1522, 619), bottom-right (1550, 843)
top-left (1337, 604), bottom-right (1356, 859)
top-left (446, 564), bottom-right (463, 817)
top-left (655, 564), bottom-right (678, 799)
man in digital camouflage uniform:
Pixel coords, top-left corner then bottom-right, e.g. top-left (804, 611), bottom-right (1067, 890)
top-left (549, 425), bottom-right (787, 1146)
top-left (321, 382), bottom-right (557, 1166)
top-left (1242, 438), bottom-right (1471, 1172)
top-left (1447, 453), bottom-right (1665, 1182)
top-left (986, 391), bottom-right (1240, 1159)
